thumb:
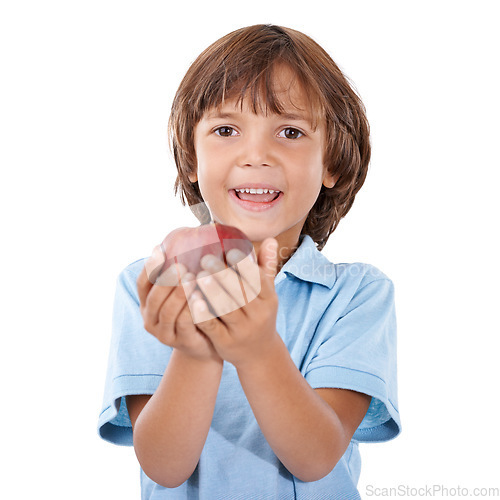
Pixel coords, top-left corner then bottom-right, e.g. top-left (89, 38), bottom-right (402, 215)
top-left (259, 238), bottom-right (279, 279)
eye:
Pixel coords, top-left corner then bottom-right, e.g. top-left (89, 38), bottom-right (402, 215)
top-left (279, 127), bottom-right (304, 139)
top-left (214, 126), bottom-right (236, 137)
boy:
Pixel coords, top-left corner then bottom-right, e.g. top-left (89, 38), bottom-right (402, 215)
top-left (98, 24), bottom-right (401, 499)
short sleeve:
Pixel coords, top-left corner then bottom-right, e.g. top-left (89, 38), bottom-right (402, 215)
top-left (304, 277), bottom-right (401, 443)
top-left (97, 260), bottom-right (172, 446)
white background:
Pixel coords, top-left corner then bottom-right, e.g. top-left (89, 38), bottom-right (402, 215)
top-left (1, 0), bottom-right (499, 498)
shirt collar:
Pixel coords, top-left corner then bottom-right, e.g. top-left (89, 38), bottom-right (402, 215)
top-left (275, 235), bottom-right (337, 289)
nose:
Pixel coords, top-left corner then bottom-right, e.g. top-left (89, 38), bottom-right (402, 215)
top-left (237, 130), bottom-right (275, 168)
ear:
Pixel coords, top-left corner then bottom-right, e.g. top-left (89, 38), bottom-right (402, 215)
top-left (188, 171), bottom-right (198, 183)
top-left (322, 171), bottom-right (339, 189)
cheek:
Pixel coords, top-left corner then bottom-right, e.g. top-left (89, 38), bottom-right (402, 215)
top-left (196, 165), bottom-right (222, 207)
top-left (290, 146), bottom-right (324, 178)
top-left (195, 141), bottom-right (221, 174)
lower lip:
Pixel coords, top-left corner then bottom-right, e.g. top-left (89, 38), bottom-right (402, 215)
top-left (229, 189), bottom-right (284, 212)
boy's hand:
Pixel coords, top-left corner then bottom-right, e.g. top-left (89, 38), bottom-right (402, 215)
top-left (190, 238), bottom-right (280, 368)
top-left (137, 247), bottom-right (222, 363)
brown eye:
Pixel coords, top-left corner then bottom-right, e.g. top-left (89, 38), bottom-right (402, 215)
top-left (281, 128), bottom-right (303, 139)
top-left (215, 126), bottom-right (235, 137)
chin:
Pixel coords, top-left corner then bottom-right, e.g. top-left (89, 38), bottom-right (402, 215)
top-left (237, 228), bottom-right (273, 244)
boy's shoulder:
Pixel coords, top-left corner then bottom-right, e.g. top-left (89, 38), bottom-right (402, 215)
top-left (114, 257), bottom-right (148, 297)
top-left (331, 263), bottom-right (394, 308)
top-left (120, 256), bottom-right (148, 278)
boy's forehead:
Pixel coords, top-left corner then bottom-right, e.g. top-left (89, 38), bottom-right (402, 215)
top-left (205, 97), bottom-right (311, 119)
top-left (206, 76), bottom-right (314, 121)
top-left (198, 63), bottom-right (324, 127)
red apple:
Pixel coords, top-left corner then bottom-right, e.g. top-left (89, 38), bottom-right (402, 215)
top-left (154, 222), bottom-right (254, 280)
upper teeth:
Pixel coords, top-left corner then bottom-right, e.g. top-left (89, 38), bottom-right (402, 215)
top-left (235, 188), bottom-right (279, 194)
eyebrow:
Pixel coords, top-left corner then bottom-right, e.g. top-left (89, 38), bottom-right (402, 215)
top-left (204, 112), bottom-right (238, 120)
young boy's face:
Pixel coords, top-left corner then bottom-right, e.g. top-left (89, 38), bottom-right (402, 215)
top-left (190, 65), bottom-right (335, 257)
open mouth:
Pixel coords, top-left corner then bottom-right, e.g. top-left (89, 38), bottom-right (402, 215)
top-left (232, 188), bottom-right (281, 203)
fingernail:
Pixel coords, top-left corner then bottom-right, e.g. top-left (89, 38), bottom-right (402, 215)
top-left (201, 254), bottom-right (219, 268)
top-left (195, 299), bottom-right (207, 312)
top-left (181, 272), bottom-right (195, 283)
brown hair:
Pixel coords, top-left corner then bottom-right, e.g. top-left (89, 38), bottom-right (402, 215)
top-left (169, 24), bottom-right (370, 251)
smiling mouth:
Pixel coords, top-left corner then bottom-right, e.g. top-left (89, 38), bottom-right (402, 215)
top-left (232, 188), bottom-right (281, 202)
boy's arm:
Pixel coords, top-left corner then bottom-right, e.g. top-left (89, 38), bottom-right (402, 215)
top-left (235, 337), bottom-right (371, 482)
top-left (127, 264), bottom-right (224, 489)
top-left (127, 350), bottom-right (223, 489)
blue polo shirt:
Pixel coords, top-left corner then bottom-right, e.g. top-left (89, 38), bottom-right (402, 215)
top-left (98, 235), bottom-right (401, 499)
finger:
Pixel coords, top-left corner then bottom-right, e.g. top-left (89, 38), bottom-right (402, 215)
top-left (143, 264), bottom-right (188, 327)
top-left (258, 238), bottom-right (279, 281)
top-left (157, 278), bottom-right (192, 326)
top-left (187, 289), bottom-right (217, 324)
top-left (193, 299), bottom-right (228, 344)
top-left (137, 265), bottom-right (154, 309)
top-left (175, 298), bottom-right (198, 335)
top-left (144, 244), bottom-right (166, 284)
top-left (225, 247), bottom-right (257, 267)
top-left (247, 238), bottom-right (278, 301)
top-left (226, 249), bottom-right (261, 304)
top-left (196, 270), bottom-right (242, 318)
top-left (138, 246), bottom-right (175, 308)
top-left (155, 261), bottom-right (187, 287)
top-left (180, 272), bottom-right (197, 300)
top-left (200, 254), bottom-right (247, 308)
